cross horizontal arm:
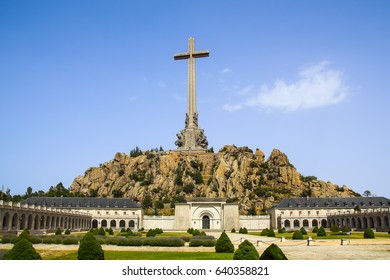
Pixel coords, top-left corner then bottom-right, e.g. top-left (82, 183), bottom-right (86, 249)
top-left (174, 50), bottom-right (210, 60)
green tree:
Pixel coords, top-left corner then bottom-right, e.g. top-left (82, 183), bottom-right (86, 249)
top-left (267, 228), bottom-right (276, 237)
top-left (55, 228), bottom-right (62, 235)
top-left (259, 243), bottom-right (288, 260)
top-left (215, 231), bottom-right (234, 253)
top-left (233, 240), bottom-right (259, 260)
top-left (300, 227), bottom-right (307, 235)
top-left (77, 232), bottom-right (105, 260)
top-left (142, 195), bottom-right (153, 209)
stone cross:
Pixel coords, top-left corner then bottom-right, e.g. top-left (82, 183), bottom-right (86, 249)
top-left (174, 37), bottom-right (209, 128)
top-left (173, 37), bottom-right (209, 151)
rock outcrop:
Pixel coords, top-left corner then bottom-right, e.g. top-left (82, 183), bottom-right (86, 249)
top-left (70, 145), bottom-right (359, 214)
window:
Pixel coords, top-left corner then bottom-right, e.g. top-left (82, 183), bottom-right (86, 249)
top-left (308, 211), bottom-right (311, 216)
top-left (316, 211), bottom-right (320, 215)
top-left (132, 212), bottom-right (135, 215)
top-left (106, 211), bottom-right (109, 215)
top-left (123, 212), bottom-right (127, 215)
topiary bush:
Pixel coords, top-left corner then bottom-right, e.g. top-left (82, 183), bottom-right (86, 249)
top-left (300, 227), bottom-right (307, 235)
top-left (317, 226), bottom-right (327, 237)
top-left (215, 231), bottom-right (234, 253)
top-left (364, 227), bottom-right (375, 239)
top-left (292, 230), bottom-right (303, 240)
top-left (331, 224), bottom-right (339, 233)
top-left (239, 227), bottom-right (248, 234)
top-left (231, 228), bottom-right (236, 233)
top-left (312, 226), bottom-right (319, 233)
top-left (117, 238), bottom-right (143, 246)
top-left (192, 229), bottom-right (201, 236)
top-left (233, 240), bottom-right (259, 260)
top-left (55, 228), bottom-right (62, 235)
top-left (3, 238), bottom-right (42, 260)
top-left (62, 237), bottom-right (79, 245)
top-left (267, 228), bottom-right (276, 237)
top-left (98, 227), bottom-right (106, 236)
top-left (108, 228), bottom-right (114, 235)
top-left (187, 227), bottom-right (194, 235)
top-left (143, 237), bottom-right (184, 247)
top-left (77, 232), bottom-right (105, 260)
top-left (278, 227), bottom-right (286, 234)
top-left (341, 225), bottom-right (350, 232)
top-left (146, 229), bottom-right (157, 237)
top-left (65, 229), bottom-right (71, 235)
top-left (260, 228), bottom-right (269, 236)
top-left (259, 243), bottom-right (288, 260)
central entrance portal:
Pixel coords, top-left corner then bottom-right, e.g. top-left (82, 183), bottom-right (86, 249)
top-left (202, 215), bottom-right (210, 229)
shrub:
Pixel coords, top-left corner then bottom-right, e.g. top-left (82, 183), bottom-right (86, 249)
top-left (189, 239), bottom-right (216, 247)
top-left (77, 232), bottom-right (105, 260)
top-left (278, 227), bottom-right (286, 234)
top-left (330, 224), bottom-right (339, 233)
top-left (1, 236), bottom-right (16, 244)
top-left (364, 227), bottom-right (375, 239)
top-left (16, 229), bottom-right (31, 243)
top-left (231, 228), bottom-right (236, 233)
top-left (155, 228), bottom-right (163, 234)
top-left (98, 227), bottom-right (106, 236)
top-left (187, 228), bottom-right (194, 235)
top-left (42, 237), bottom-right (55, 244)
top-left (118, 238), bottom-right (143, 246)
top-left (233, 240), bottom-right (259, 260)
top-left (30, 237), bottom-right (43, 244)
top-left (62, 237), bottom-right (79, 245)
top-left (64, 229), bottom-right (71, 235)
top-left (292, 230), bottom-right (303, 240)
top-left (300, 227), bottom-right (307, 235)
top-left (146, 229), bottom-right (157, 237)
top-left (267, 228), bottom-right (276, 237)
top-left (215, 231), bottom-right (234, 253)
top-left (143, 237), bottom-right (184, 247)
top-left (239, 227), bottom-right (248, 234)
top-left (108, 228), bottom-right (114, 235)
top-left (192, 229), bottom-right (201, 236)
top-left (341, 225), bottom-right (350, 232)
top-left (120, 228), bottom-right (127, 233)
top-left (126, 229), bottom-right (134, 237)
top-left (2, 238), bottom-right (42, 260)
top-left (259, 243), bottom-right (288, 260)
top-left (55, 228), bottom-right (62, 235)
top-left (260, 228), bottom-right (269, 236)
top-left (317, 226), bottom-right (327, 237)
top-left (312, 226), bottom-right (319, 233)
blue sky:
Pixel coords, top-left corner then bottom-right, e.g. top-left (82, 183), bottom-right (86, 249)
top-left (1, 0), bottom-right (389, 198)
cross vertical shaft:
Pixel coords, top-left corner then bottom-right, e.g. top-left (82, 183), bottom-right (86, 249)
top-left (174, 37), bottom-right (209, 151)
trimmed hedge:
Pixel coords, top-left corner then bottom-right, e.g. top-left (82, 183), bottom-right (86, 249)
top-left (317, 226), bottom-right (327, 237)
top-left (143, 237), bottom-right (184, 247)
top-left (117, 238), bottom-right (143, 246)
top-left (292, 230), bottom-right (303, 240)
top-left (189, 239), bottom-right (216, 247)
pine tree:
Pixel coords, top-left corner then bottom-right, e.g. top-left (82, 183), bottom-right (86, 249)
top-left (215, 231), bottom-right (234, 253)
top-left (77, 232), bottom-right (105, 260)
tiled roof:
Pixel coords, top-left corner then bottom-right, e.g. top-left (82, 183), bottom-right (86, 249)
top-left (275, 197), bottom-right (390, 208)
top-left (21, 197), bottom-right (141, 209)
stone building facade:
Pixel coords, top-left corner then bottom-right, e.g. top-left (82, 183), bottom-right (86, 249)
top-left (268, 197), bottom-right (390, 232)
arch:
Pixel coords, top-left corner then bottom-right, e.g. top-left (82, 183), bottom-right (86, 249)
top-left (302, 219), bottom-right (309, 227)
top-left (357, 217), bottom-right (362, 229)
top-left (284, 220), bottom-right (290, 228)
top-left (20, 213), bottom-right (27, 230)
top-left (202, 215), bottom-right (210, 229)
top-left (46, 216), bottom-right (51, 229)
top-left (28, 214), bottom-right (33, 230)
top-left (351, 218), bottom-right (356, 228)
top-left (321, 219), bottom-right (327, 228)
top-left (34, 215), bottom-right (39, 230)
top-left (119, 220), bottom-right (126, 228)
top-left (384, 216), bottom-right (389, 227)
top-left (369, 217), bottom-right (375, 228)
top-left (11, 213), bottom-right (18, 230)
top-left (51, 216), bottom-right (55, 229)
top-left (2, 212), bottom-right (10, 230)
top-left (92, 219), bottom-right (98, 228)
top-left (101, 219), bottom-right (107, 228)
top-left (293, 220), bottom-right (300, 228)
top-left (312, 219), bottom-right (318, 228)
top-left (376, 216), bottom-right (382, 228)
top-left (110, 220), bottom-right (116, 228)
top-left (129, 220), bottom-right (135, 228)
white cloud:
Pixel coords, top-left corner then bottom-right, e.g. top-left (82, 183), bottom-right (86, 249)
top-left (223, 61), bottom-right (348, 112)
top-left (221, 68), bottom-right (232, 74)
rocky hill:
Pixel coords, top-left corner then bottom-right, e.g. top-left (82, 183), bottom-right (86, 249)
top-left (69, 145), bottom-right (359, 214)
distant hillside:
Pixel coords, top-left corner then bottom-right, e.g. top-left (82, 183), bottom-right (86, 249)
top-left (70, 145), bottom-right (359, 214)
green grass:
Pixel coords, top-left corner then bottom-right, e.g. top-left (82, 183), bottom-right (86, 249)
top-left (46, 251), bottom-right (233, 260)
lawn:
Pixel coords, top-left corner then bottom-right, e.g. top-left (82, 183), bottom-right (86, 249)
top-left (44, 250), bottom-right (233, 260)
